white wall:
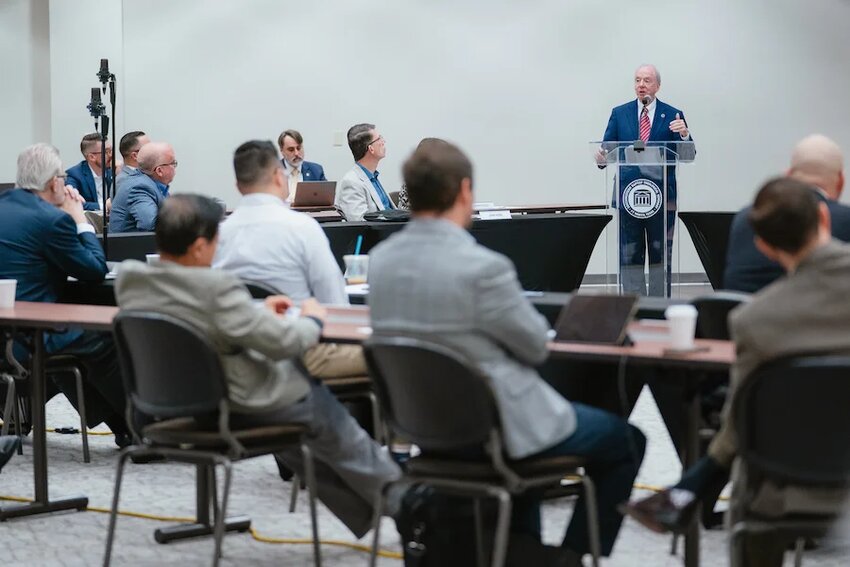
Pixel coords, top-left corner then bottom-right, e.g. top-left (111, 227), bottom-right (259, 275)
top-left (12, 0), bottom-right (850, 274)
top-left (0, 0), bottom-right (50, 182)
top-left (48, 0), bottom-right (124, 171)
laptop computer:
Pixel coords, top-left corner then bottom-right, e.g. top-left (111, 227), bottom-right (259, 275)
top-left (553, 294), bottom-right (639, 345)
top-left (291, 181), bottom-right (336, 208)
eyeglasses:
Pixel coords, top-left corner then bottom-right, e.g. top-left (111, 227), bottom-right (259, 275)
top-left (54, 174), bottom-right (67, 180)
top-left (156, 161), bottom-right (179, 168)
top-left (367, 135), bottom-right (384, 147)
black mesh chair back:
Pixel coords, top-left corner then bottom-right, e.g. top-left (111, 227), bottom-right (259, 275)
top-left (691, 291), bottom-right (751, 340)
top-left (364, 336), bottom-right (499, 453)
top-left (242, 280), bottom-right (278, 299)
top-left (113, 311), bottom-right (228, 420)
top-left (736, 355), bottom-right (850, 485)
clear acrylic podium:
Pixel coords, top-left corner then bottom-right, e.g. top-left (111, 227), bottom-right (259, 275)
top-left (590, 140), bottom-right (696, 297)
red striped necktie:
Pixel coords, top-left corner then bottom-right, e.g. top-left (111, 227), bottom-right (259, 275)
top-left (639, 106), bottom-right (651, 142)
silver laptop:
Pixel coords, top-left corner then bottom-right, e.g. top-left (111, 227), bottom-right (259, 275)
top-left (292, 181), bottom-right (336, 208)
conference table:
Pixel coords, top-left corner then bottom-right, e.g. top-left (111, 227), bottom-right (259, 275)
top-left (97, 212), bottom-right (612, 293)
top-left (0, 302), bottom-right (116, 520)
top-left (0, 301), bottom-right (730, 566)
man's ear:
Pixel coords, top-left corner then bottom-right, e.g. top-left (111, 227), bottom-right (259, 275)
top-left (754, 235), bottom-right (779, 262)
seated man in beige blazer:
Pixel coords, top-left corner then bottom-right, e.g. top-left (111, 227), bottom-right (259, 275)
top-left (334, 123), bottom-right (396, 221)
top-left (115, 194), bottom-right (400, 537)
top-left (624, 177), bottom-right (850, 566)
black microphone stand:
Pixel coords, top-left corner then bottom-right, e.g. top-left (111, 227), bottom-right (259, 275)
top-left (96, 59), bottom-right (117, 261)
top-left (86, 87), bottom-right (109, 258)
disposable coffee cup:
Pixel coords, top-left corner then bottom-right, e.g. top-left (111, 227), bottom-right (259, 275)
top-left (343, 254), bottom-right (369, 285)
top-left (0, 279), bottom-right (17, 309)
top-left (146, 254), bottom-right (160, 264)
top-left (665, 304), bottom-right (698, 350)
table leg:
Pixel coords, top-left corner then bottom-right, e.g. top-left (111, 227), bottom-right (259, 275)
top-left (0, 330), bottom-right (88, 520)
top-left (683, 388), bottom-right (702, 567)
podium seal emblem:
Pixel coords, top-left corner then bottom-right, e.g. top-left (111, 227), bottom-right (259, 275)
top-left (623, 178), bottom-right (663, 219)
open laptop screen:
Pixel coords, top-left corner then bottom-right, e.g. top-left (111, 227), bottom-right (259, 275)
top-left (553, 294), bottom-right (638, 345)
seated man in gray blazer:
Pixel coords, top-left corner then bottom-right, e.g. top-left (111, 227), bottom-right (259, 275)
top-left (115, 194), bottom-right (401, 537)
top-left (368, 141), bottom-right (646, 565)
top-left (109, 142), bottom-right (174, 233)
top-left (334, 123), bottom-right (396, 221)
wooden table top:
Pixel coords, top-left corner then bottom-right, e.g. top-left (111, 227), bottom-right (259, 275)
top-left (322, 307), bottom-right (735, 368)
top-left (0, 301), bottom-right (118, 331)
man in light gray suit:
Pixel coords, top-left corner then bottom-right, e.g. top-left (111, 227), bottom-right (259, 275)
top-left (334, 123), bottom-right (396, 221)
top-left (368, 141), bottom-right (645, 564)
top-left (115, 194), bottom-right (400, 537)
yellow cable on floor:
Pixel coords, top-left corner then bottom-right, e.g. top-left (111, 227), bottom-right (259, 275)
top-left (0, 495), bottom-right (403, 559)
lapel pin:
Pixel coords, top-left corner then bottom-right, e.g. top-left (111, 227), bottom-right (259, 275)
top-left (661, 113), bottom-right (665, 119)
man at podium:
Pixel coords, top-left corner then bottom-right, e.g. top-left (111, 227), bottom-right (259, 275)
top-left (601, 64), bottom-right (695, 296)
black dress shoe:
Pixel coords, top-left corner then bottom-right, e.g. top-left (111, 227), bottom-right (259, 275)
top-left (620, 488), bottom-right (700, 534)
top-left (0, 435), bottom-right (22, 473)
top-left (114, 432), bottom-right (133, 449)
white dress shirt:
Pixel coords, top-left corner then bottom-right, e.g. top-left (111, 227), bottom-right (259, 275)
top-left (284, 160), bottom-right (303, 202)
top-left (213, 192), bottom-right (348, 305)
top-left (88, 164), bottom-right (104, 206)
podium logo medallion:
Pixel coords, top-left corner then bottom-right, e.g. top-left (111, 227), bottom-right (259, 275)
top-left (623, 178), bottom-right (662, 219)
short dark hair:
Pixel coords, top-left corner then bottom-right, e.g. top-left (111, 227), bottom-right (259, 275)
top-left (155, 194), bottom-right (223, 256)
top-left (347, 123), bottom-right (375, 161)
top-left (403, 140), bottom-right (472, 213)
top-left (80, 133), bottom-right (101, 155)
top-left (277, 129), bottom-right (303, 149)
top-left (748, 177), bottom-right (821, 253)
top-left (119, 131), bottom-right (146, 158)
top-left (233, 140), bottom-right (282, 187)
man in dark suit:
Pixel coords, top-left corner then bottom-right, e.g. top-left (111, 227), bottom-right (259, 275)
top-left (109, 142), bottom-right (175, 232)
top-left (65, 132), bottom-right (114, 211)
top-left (0, 144), bottom-right (129, 444)
top-left (277, 129), bottom-right (327, 203)
top-left (725, 134), bottom-right (850, 292)
top-left (600, 64), bottom-right (695, 296)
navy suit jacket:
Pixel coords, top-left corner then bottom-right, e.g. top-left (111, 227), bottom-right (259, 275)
top-left (282, 160), bottom-right (327, 182)
top-left (65, 160), bottom-right (113, 211)
top-left (602, 99), bottom-right (695, 204)
top-left (724, 194), bottom-right (850, 293)
top-left (0, 189), bottom-right (108, 352)
top-left (109, 168), bottom-right (168, 233)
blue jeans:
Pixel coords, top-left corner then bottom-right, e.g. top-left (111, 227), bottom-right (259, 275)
top-left (512, 402), bottom-right (646, 556)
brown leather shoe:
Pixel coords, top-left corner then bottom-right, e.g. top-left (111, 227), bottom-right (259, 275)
top-left (620, 488), bottom-right (699, 534)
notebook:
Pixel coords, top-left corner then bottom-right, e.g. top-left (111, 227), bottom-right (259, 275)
top-left (553, 294), bottom-right (639, 345)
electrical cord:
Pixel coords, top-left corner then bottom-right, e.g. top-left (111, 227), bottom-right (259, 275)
top-left (0, 494), bottom-right (403, 559)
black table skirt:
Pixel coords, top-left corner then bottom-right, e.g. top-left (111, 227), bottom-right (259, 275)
top-left (96, 213), bottom-right (611, 293)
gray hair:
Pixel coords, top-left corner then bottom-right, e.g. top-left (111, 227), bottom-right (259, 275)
top-left (16, 143), bottom-right (63, 191)
top-left (637, 64), bottom-right (661, 84)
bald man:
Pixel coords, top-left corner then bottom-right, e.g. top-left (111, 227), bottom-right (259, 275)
top-left (109, 142), bottom-right (177, 232)
top-left (724, 134), bottom-right (850, 292)
top-left (600, 64), bottom-right (695, 297)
